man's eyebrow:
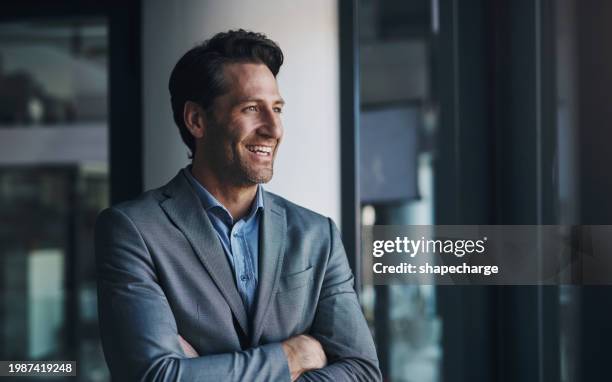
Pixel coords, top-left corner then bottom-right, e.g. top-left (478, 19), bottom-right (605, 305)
top-left (235, 97), bottom-right (285, 105)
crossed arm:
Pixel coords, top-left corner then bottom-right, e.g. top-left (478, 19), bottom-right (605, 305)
top-left (95, 207), bottom-right (381, 381)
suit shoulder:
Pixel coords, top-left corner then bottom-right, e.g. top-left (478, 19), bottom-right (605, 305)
top-left (98, 187), bottom-right (166, 222)
top-left (265, 191), bottom-right (334, 227)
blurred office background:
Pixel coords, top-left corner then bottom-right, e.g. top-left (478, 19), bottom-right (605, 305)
top-left (1, 0), bottom-right (611, 381)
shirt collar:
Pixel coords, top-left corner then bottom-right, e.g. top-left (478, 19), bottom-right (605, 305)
top-left (182, 165), bottom-right (264, 223)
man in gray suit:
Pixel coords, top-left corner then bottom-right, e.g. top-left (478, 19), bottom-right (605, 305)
top-left (95, 30), bottom-right (381, 381)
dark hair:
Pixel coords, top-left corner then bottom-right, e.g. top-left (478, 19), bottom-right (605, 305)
top-left (168, 29), bottom-right (284, 158)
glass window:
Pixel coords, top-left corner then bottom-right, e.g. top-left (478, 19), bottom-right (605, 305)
top-left (358, 1), bottom-right (442, 381)
top-left (0, 19), bottom-right (109, 382)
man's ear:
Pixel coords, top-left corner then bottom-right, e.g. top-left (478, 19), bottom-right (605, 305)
top-left (183, 101), bottom-right (207, 139)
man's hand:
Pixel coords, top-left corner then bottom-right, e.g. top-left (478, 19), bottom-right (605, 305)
top-left (281, 335), bottom-right (327, 381)
top-left (178, 335), bottom-right (199, 358)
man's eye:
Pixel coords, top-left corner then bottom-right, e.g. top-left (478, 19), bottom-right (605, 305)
top-left (273, 107), bottom-right (283, 114)
top-left (244, 105), bottom-right (258, 112)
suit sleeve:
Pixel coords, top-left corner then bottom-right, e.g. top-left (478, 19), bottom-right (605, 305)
top-left (95, 207), bottom-right (291, 382)
top-left (297, 219), bottom-right (382, 382)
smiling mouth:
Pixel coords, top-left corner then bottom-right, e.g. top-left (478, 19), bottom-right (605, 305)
top-left (245, 144), bottom-right (273, 157)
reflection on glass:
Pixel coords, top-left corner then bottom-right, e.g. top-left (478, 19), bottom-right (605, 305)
top-left (358, 1), bottom-right (442, 381)
top-left (0, 19), bottom-right (109, 382)
top-left (0, 21), bottom-right (107, 126)
top-left (358, 0), bottom-right (584, 380)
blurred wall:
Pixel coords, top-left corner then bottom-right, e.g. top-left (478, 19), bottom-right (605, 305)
top-left (142, 0), bottom-right (341, 224)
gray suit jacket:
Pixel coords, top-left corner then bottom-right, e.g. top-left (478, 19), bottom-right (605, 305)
top-left (95, 170), bottom-right (381, 381)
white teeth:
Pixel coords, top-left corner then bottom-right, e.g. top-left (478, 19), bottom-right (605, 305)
top-left (246, 145), bottom-right (272, 155)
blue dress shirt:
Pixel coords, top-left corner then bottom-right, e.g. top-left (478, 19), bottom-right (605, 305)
top-left (183, 166), bottom-right (263, 316)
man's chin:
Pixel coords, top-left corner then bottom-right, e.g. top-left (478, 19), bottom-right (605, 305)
top-left (239, 168), bottom-right (273, 185)
top-left (247, 172), bottom-right (273, 184)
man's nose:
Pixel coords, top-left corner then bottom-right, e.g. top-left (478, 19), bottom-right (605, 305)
top-left (259, 107), bottom-right (283, 139)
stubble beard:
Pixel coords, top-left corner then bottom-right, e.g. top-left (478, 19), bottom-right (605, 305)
top-left (207, 123), bottom-right (275, 186)
top-left (236, 152), bottom-right (274, 184)
top-left (213, 148), bottom-right (274, 186)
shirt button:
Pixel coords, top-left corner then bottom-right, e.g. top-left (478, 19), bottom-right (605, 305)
top-left (233, 232), bottom-right (239, 238)
top-left (240, 275), bottom-right (248, 282)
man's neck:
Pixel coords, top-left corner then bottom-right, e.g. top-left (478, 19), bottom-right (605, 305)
top-left (190, 162), bottom-right (258, 221)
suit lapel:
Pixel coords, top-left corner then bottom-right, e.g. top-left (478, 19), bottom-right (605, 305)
top-left (159, 172), bottom-right (249, 336)
top-left (251, 192), bottom-right (286, 345)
